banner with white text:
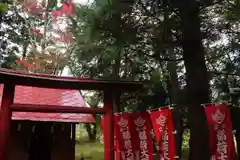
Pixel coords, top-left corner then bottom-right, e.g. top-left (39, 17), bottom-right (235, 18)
top-left (129, 112), bottom-right (155, 160)
top-left (150, 109), bottom-right (176, 160)
top-left (114, 114), bottom-right (135, 160)
top-left (205, 104), bottom-right (236, 160)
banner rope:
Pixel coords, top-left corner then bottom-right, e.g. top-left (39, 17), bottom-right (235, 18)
top-left (98, 102), bottom-right (237, 116)
top-left (200, 101), bottom-right (230, 107)
top-left (148, 104), bottom-right (176, 112)
top-left (112, 104), bottom-right (176, 115)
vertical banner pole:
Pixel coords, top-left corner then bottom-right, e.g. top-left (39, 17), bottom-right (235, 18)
top-left (0, 84), bottom-right (15, 160)
top-left (104, 90), bottom-right (114, 160)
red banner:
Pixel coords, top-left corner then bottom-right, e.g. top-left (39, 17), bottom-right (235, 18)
top-left (114, 113), bottom-right (134, 160)
top-left (129, 112), bottom-right (154, 160)
top-left (150, 108), bottom-right (176, 160)
top-left (101, 117), bottom-right (120, 160)
top-left (205, 104), bottom-right (236, 160)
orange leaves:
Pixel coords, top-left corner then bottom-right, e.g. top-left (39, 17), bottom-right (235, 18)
top-left (20, 0), bottom-right (44, 13)
top-left (19, 0), bottom-right (38, 8)
top-left (56, 31), bottom-right (73, 44)
top-left (51, 0), bottom-right (74, 18)
top-left (19, 0), bottom-right (75, 15)
top-left (15, 60), bottom-right (37, 70)
top-left (24, 6), bottom-right (43, 13)
top-left (30, 29), bottom-right (42, 36)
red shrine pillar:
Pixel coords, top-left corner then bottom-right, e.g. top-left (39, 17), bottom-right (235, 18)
top-left (103, 90), bottom-right (114, 160)
top-left (0, 84), bottom-right (15, 160)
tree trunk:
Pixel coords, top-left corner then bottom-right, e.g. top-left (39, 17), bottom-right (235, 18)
top-left (92, 123), bottom-right (97, 142)
top-left (84, 124), bottom-right (96, 142)
top-left (179, 3), bottom-right (210, 160)
top-left (163, 3), bottom-right (184, 158)
top-left (167, 59), bottom-right (184, 159)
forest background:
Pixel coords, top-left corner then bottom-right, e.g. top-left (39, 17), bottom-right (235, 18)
top-left (1, 0), bottom-right (240, 159)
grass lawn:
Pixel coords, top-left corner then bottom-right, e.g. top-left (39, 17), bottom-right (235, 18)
top-left (74, 126), bottom-right (235, 160)
top-left (75, 141), bottom-right (189, 160)
top-left (75, 141), bottom-right (104, 160)
top-left (74, 126), bottom-right (190, 160)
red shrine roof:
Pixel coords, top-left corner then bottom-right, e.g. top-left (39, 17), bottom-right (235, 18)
top-left (0, 84), bottom-right (96, 123)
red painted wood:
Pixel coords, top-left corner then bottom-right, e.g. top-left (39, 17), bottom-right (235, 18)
top-left (12, 112), bottom-right (96, 123)
top-left (0, 84), bottom-right (96, 123)
top-left (103, 91), bottom-right (115, 160)
top-left (0, 69), bottom-right (141, 160)
top-left (0, 68), bottom-right (141, 91)
top-left (0, 84), bottom-right (15, 160)
top-left (9, 104), bottom-right (105, 114)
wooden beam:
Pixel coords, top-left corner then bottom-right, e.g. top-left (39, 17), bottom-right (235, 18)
top-left (0, 68), bottom-right (142, 91)
top-left (0, 84), bottom-right (15, 160)
top-left (9, 104), bottom-right (105, 114)
top-left (103, 90), bottom-right (115, 160)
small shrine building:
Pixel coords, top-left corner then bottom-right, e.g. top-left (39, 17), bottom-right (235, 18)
top-left (0, 68), bottom-right (141, 160)
top-left (0, 84), bottom-right (95, 160)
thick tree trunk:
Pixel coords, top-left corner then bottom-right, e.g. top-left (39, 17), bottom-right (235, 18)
top-left (164, 2), bottom-right (183, 157)
top-left (167, 60), bottom-right (184, 159)
top-left (179, 4), bottom-right (210, 160)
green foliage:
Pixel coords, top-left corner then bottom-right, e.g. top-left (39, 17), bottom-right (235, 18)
top-left (1, 52), bottom-right (19, 69)
top-left (3, 0), bottom-right (240, 159)
top-left (0, 3), bottom-right (8, 14)
top-left (70, 0), bottom-right (177, 112)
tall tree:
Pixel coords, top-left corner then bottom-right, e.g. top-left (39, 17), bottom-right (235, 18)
top-left (178, 1), bottom-right (210, 159)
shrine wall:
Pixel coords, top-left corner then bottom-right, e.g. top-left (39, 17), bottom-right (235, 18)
top-left (7, 121), bottom-right (75, 160)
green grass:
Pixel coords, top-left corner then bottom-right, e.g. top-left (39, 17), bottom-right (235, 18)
top-left (74, 126), bottom-right (191, 160)
top-left (74, 127), bottom-right (238, 160)
top-left (75, 141), bottom-right (190, 160)
top-left (75, 141), bottom-right (104, 160)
